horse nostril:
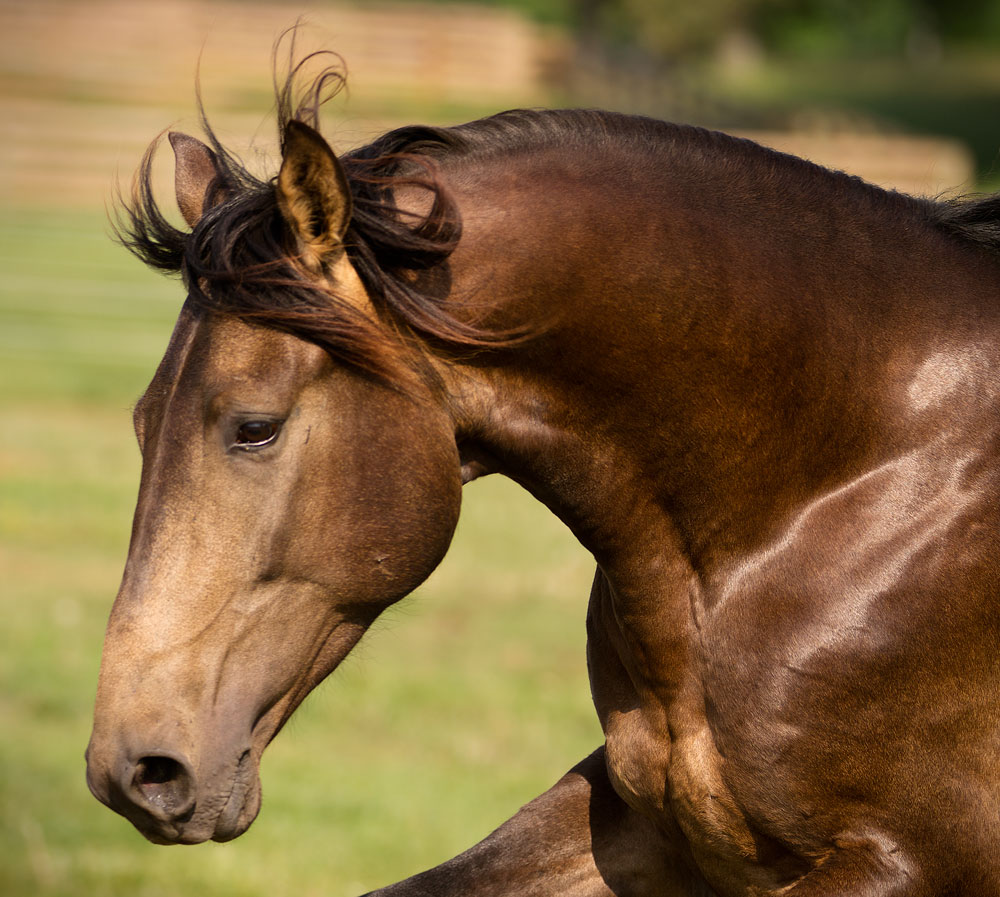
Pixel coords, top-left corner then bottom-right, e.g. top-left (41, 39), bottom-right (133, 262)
top-left (130, 754), bottom-right (195, 819)
top-left (137, 755), bottom-right (176, 786)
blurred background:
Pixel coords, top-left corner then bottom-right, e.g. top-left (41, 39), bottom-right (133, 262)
top-left (2, 1), bottom-right (998, 895)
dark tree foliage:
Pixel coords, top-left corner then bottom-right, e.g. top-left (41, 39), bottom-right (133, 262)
top-left (567, 0), bottom-right (1000, 59)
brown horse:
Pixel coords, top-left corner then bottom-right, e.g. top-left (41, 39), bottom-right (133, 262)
top-left (86, 54), bottom-right (1000, 896)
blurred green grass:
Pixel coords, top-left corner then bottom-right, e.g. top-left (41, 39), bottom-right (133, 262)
top-left (0, 206), bottom-right (600, 896)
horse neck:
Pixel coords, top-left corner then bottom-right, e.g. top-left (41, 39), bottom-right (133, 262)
top-left (432, 151), bottom-right (1000, 580)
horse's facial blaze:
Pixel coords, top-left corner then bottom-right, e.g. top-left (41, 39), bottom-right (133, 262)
top-left (85, 308), bottom-right (462, 844)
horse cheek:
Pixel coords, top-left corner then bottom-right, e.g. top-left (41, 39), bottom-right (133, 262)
top-left (287, 400), bottom-right (462, 607)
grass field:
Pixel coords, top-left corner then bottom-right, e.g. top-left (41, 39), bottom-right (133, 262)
top-left (0, 205), bottom-right (601, 896)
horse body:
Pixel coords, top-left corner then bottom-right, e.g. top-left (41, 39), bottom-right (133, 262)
top-left (86, 87), bottom-right (1000, 895)
top-left (430, 123), bottom-right (1000, 892)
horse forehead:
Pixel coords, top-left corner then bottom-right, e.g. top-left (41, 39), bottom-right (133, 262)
top-left (140, 311), bottom-right (327, 424)
top-left (200, 315), bottom-right (325, 381)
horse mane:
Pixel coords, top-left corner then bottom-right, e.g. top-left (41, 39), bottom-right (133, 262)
top-left (115, 48), bottom-right (511, 387)
top-left (932, 193), bottom-right (1000, 251)
top-left (116, 44), bottom-right (1000, 386)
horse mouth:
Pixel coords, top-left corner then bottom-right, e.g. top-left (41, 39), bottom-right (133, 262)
top-left (211, 750), bottom-right (259, 842)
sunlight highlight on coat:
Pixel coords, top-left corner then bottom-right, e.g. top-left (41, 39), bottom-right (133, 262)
top-left (907, 346), bottom-right (993, 412)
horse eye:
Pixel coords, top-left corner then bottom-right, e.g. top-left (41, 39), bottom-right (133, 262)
top-left (234, 420), bottom-right (282, 449)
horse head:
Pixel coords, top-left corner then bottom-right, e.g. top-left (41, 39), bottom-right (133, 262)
top-left (84, 122), bottom-right (463, 844)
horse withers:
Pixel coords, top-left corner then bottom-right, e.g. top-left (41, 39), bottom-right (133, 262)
top-left (86, 55), bottom-right (1000, 896)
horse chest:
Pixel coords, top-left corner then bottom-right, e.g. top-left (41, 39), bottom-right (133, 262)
top-left (680, 506), bottom-right (1000, 869)
top-left (595, 464), bottom-right (1000, 888)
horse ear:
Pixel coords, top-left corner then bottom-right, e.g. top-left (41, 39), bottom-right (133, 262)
top-left (276, 120), bottom-right (353, 267)
top-left (169, 132), bottom-right (227, 228)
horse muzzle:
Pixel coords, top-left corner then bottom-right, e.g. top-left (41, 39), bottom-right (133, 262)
top-left (85, 739), bottom-right (261, 844)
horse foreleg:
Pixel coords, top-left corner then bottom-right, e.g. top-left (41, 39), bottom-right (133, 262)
top-left (360, 747), bottom-right (713, 897)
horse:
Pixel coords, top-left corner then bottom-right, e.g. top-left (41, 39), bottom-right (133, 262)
top-left (85, 50), bottom-right (1000, 896)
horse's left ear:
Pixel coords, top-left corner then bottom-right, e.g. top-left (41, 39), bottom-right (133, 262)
top-left (276, 120), bottom-right (353, 267)
top-left (169, 132), bottom-right (228, 228)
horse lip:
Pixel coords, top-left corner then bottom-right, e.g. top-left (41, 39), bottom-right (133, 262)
top-left (136, 822), bottom-right (188, 845)
top-left (211, 749), bottom-right (258, 842)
